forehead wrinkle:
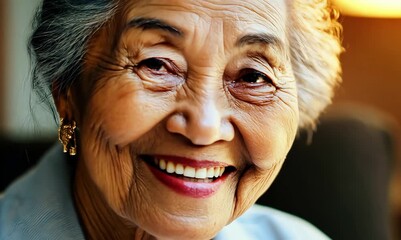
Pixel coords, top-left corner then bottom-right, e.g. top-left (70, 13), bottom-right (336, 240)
top-left (122, 0), bottom-right (289, 61)
top-left (125, 17), bottom-right (183, 37)
top-left (125, 0), bottom-right (286, 29)
top-left (190, 18), bottom-right (227, 63)
top-left (236, 33), bottom-right (286, 57)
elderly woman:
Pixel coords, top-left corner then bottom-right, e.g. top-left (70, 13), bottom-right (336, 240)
top-left (0, 0), bottom-right (342, 239)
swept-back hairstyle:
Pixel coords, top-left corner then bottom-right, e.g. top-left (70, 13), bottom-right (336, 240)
top-left (289, 0), bottom-right (342, 129)
top-left (29, 0), bottom-right (117, 117)
top-left (29, 0), bottom-right (342, 129)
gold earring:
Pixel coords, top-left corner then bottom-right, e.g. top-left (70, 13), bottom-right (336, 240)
top-left (58, 118), bottom-right (77, 156)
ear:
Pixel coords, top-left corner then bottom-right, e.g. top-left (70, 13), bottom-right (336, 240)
top-left (52, 83), bottom-right (74, 121)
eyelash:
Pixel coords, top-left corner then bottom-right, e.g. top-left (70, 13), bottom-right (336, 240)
top-left (237, 68), bottom-right (273, 84)
top-left (226, 67), bottom-right (277, 104)
top-left (135, 58), bottom-right (177, 75)
top-left (127, 57), bottom-right (275, 91)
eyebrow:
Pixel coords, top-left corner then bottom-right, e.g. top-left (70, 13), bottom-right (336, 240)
top-left (126, 17), bottom-right (182, 36)
top-left (236, 33), bottom-right (284, 51)
top-left (125, 18), bottom-right (283, 52)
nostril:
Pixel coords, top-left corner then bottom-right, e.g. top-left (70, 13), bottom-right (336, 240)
top-left (166, 111), bottom-right (220, 144)
top-left (166, 105), bottom-right (233, 145)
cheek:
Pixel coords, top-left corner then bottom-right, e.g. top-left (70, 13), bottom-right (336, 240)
top-left (77, 77), bottom-right (175, 214)
top-left (236, 95), bottom-right (299, 169)
top-left (231, 94), bottom-right (299, 220)
top-left (83, 78), bottom-right (174, 146)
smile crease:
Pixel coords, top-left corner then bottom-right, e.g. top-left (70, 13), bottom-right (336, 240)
top-left (153, 158), bottom-right (225, 180)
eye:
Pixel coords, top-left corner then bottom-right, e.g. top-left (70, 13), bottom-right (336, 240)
top-left (126, 56), bottom-right (185, 91)
top-left (137, 58), bottom-right (170, 74)
top-left (239, 69), bottom-right (272, 84)
top-left (226, 67), bottom-right (277, 105)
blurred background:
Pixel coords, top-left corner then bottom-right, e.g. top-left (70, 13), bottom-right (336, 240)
top-left (0, 0), bottom-right (400, 239)
top-left (0, 0), bottom-right (55, 140)
top-left (332, 1), bottom-right (401, 239)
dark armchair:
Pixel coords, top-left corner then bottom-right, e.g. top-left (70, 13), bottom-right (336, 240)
top-left (258, 107), bottom-right (396, 240)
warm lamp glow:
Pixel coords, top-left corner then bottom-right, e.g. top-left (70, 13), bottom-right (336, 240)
top-left (333, 0), bottom-right (401, 18)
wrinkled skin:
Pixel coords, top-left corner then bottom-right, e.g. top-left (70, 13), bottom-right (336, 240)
top-left (56, 0), bottom-right (299, 239)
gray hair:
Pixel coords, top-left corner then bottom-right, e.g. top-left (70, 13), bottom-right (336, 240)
top-left (29, 0), bottom-right (117, 118)
top-left (289, 0), bottom-right (343, 129)
top-left (29, 0), bottom-right (342, 129)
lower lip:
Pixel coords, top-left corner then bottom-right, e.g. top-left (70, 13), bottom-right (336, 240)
top-left (146, 164), bottom-right (227, 198)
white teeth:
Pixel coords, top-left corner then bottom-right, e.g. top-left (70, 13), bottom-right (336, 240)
top-left (184, 166), bottom-right (196, 178)
top-left (175, 164), bottom-right (184, 175)
top-left (195, 168), bottom-right (207, 179)
top-left (220, 167), bottom-right (225, 176)
top-left (159, 159), bottom-right (166, 170)
top-left (166, 161), bottom-right (175, 173)
top-left (155, 158), bottom-right (226, 179)
top-left (207, 168), bottom-right (215, 178)
top-left (214, 167), bottom-right (220, 178)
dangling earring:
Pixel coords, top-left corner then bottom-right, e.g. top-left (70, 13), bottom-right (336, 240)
top-left (58, 118), bottom-right (77, 156)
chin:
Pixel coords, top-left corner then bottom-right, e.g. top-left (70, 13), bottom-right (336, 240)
top-left (128, 196), bottom-right (231, 240)
top-left (144, 218), bottom-right (223, 240)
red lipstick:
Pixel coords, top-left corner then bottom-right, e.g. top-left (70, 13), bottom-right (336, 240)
top-left (144, 155), bottom-right (231, 198)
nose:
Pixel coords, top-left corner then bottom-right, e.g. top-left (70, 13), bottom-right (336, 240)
top-left (166, 98), bottom-right (234, 145)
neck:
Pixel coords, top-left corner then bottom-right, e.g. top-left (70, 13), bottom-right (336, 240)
top-left (73, 160), bottom-right (155, 240)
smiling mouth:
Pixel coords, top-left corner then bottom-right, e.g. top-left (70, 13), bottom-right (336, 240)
top-left (142, 155), bottom-right (236, 198)
top-left (141, 155), bottom-right (236, 183)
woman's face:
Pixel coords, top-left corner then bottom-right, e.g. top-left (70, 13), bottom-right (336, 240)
top-left (68, 0), bottom-right (299, 239)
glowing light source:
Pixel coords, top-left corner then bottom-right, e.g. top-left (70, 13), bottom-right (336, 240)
top-left (333, 0), bottom-right (401, 18)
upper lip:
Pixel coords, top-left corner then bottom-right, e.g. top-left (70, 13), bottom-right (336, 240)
top-left (152, 155), bottom-right (231, 168)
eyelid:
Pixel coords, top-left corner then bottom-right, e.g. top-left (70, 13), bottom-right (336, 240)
top-left (133, 57), bottom-right (185, 79)
top-left (240, 62), bottom-right (278, 85)
top-left (248, 56), bottom-right (274, 72)
top-left (250, 71), bottom-right (271, 83)
top-left (161, 58), bottom-right (185, 75)
top-left (139, 49), bottom-right (186, 72)
top-left (163, 58), bottom-right (183, 75)
top-left (124, 42), bottom-right (186, 67)
top-left (232, 52), bottom-right (277, 76)
top-left (245, 46), bottom-right (283, 67)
